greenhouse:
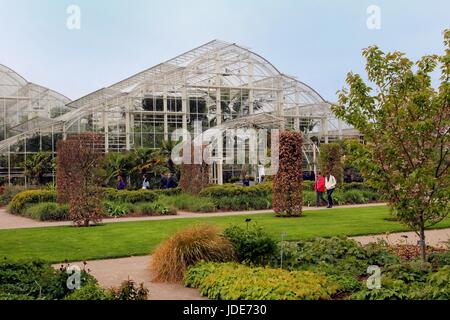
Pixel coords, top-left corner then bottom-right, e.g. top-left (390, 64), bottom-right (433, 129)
top-left (0, 40), bottom-right (360, 185)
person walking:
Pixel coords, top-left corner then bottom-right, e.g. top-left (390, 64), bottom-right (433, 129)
top-left (166, 172), bottom-right (177, 189)
top-left (142, 173), bottom-right (150, 190)
top-left (242, 174), bottom-right (251, 187)
top-left (314, 171), bottom-right (327, 207)
top-left (325, 172), bottom-right (337, 208)
top-left (159, 173), bottom-right (168, 189)
top-left (117, 175), bottom-right (126, 190)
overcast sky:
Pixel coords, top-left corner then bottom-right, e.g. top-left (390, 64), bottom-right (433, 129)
top-left (0, 0), bottom-right (448, 102)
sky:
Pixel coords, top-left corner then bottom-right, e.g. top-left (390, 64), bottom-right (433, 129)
top-left (0, 0), bottom-right (448, 102)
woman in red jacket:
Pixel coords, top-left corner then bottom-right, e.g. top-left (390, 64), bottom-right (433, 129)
top-left (314, 171), bottom-right (327, 207)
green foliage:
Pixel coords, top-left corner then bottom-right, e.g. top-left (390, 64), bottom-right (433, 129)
top-left (109, 279), bottom-right (149, 300)
top-left (103, 201), bottom-right (135, 217)
top-left (200, 183), bottom-right (272, 211)
top-left (185, 262), bottom-right (340, 300)
top-left (158, 194), bottom-right (216, 212)
top-left (24, 202), bottom-right (69, 221)
top-left (22, 151), bottom-right (55, 185)
top-left (8, 189), bottom-right (57, 214)
top-left (103, 188), bottom-right (159, 203)
top-left (134, 201), bottom-right (176, 216)
top-left (318, 143), bottom-right (343, 182)
top-left (428, 250), bottom-right (450, 267)
top-left (64, 282), bottom-right (113, 300)
top-left (334, 29), bottom-right (450, 260)
top-left (303, 180), bottom-right (315, 191)
top-left (223, 223), bottom-right (277, 264)
top-left (350, 277), bottom-right (410, 300)
top-left (0, 185), bottom-right (28, 205)
top-left (0, 260), bottom-right (95, 300)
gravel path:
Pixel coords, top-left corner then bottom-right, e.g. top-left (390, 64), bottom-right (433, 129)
top-left (0, 203), bottom-right (387, 230)
top-left (54, 256), bottom-right (206, 300)
top-left (351, 228), bottom-right (450, 249)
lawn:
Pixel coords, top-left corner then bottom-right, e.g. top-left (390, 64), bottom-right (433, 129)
top-left (0, 205), bottom-right (449, 263)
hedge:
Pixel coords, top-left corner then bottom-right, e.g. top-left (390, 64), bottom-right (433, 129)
top-left (24, 202), bottom-right (69, 221)
top-left (8, 190), bottom-right (57, 214)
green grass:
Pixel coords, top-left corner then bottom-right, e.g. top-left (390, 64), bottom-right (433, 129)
top-left (0, 205), bottom-right (449, 263)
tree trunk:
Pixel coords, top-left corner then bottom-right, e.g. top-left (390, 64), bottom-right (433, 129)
top-left (419, 218), bottom-right (426, 262)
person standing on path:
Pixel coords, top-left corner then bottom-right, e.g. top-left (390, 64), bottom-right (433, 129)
top-left (314, 171), bottom-right (327, 207)
top-left (325, 172), bottom-right (337, 208)
top-left (117, 175), bottom-right (126, 190)
top-left (142, 173), bottom-right (150, 190)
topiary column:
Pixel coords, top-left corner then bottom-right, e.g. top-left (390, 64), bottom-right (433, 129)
top-left (273, 131), bottom-right (303, 217)
top-left (56, 133), bottom-right (104, 227)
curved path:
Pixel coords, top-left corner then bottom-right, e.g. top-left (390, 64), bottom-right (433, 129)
top-left (0, 203), bottom-right (387, 230)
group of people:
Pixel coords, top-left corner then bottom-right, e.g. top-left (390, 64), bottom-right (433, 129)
top-left (116, 172), bottom-right (177, 191)
top-left (313, 171), bottom-right (337, 208)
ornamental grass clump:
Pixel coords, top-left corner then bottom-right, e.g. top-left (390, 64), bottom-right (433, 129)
top-left (150, 224), bottom-right (236, 283)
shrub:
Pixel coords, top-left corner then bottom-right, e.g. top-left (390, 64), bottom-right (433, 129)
top-left (341, 189), bottom-right (367, 204)
top-left (109, 279), bottom-right (149, 300)
top-left (103, 188), bottom-right (159, 203)
top-left (303, 180), bottom-right (315, 191)
top-left (24, 202), bottom-right (69, 221)
top-left (158, 194), bottom-right (216, 212)
top-left (273, 131), bottom-right (303, 217)
top-left (200, 183), bottom-right (272, 198)
top-left (318, 143), bottom-right (343, 182)
top-left (223, 223), bottom-right (277, 264)
top-left (278, 237), bottom-right (399, 275)
top-left (57, 134), bottom-right (104, 227)
top-left (103, 201), bottom-right (135, 217)
top-left (0, 185), bottom-right (28, 205)
top-left (428, 250), bottom-right (450, 267)
top-left (0, 260), bottom-right (95, 300)
top-left (303, 191), bottom-right (316, 206)
top-left (350, 277), bottom-right (410, 300)
top-left (135, 201), bottom-right (176, 216)
top-left (150, 224), bottom-right (236, 283)
top-left (8, 189), bottom-right (57, 214)
top-left (64, 282), bottom-right (113, 300)
top-left (185, 262), bottom-right (340, 300)
top-left (212, 194), bottom-right (271, 211)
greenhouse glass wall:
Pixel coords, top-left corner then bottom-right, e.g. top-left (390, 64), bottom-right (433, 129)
top-left (0, 40), bottom-right (361, 185)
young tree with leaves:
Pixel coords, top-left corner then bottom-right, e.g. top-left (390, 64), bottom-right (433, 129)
top-left (333, 30), bottom-right (450, 261)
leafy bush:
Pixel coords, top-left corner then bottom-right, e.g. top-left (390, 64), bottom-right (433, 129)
top-left (0, 185), bottom-right (28, 205)
top-left (24, 202), bottom-right (69, 221)
top-left (200, 183), bottom-right (272, 199)
top-left (64, 282), bottom-right (113, 300)
top-left (428, 250), bottom-right (450, 267)
top-left (350, 277), bottom-right (410, 300)
top-left (223, 223), bottom-right (277, 264)
top-left (303, 180), bottom-right (315, 191)
top-left (135, 201), bottom-right (176, 216)
top-left (109, 279), bottom-right (149, 300)
top-left (8, 189), bottom-right (57, 214)
top-left (150, 224), bottom-right (236, 282)
top-left (0, 260), bottom-right (95, 300)
top-left (384, 260), bottom-right (434, 283)
top-left (103, 201), bottom-right (135, 217)
top-left (158, 194), bottom-right (216, 212)
top-left (185, 262), bottom-right (340, 300)
top-left (103, 188), bottom-right (159, 203)
top-left (303, 191), bottom-right (316, 206)
top-left (212, 194), bottom-right (272, 211)
top-left (341, 189), bottom-right (367, 204)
